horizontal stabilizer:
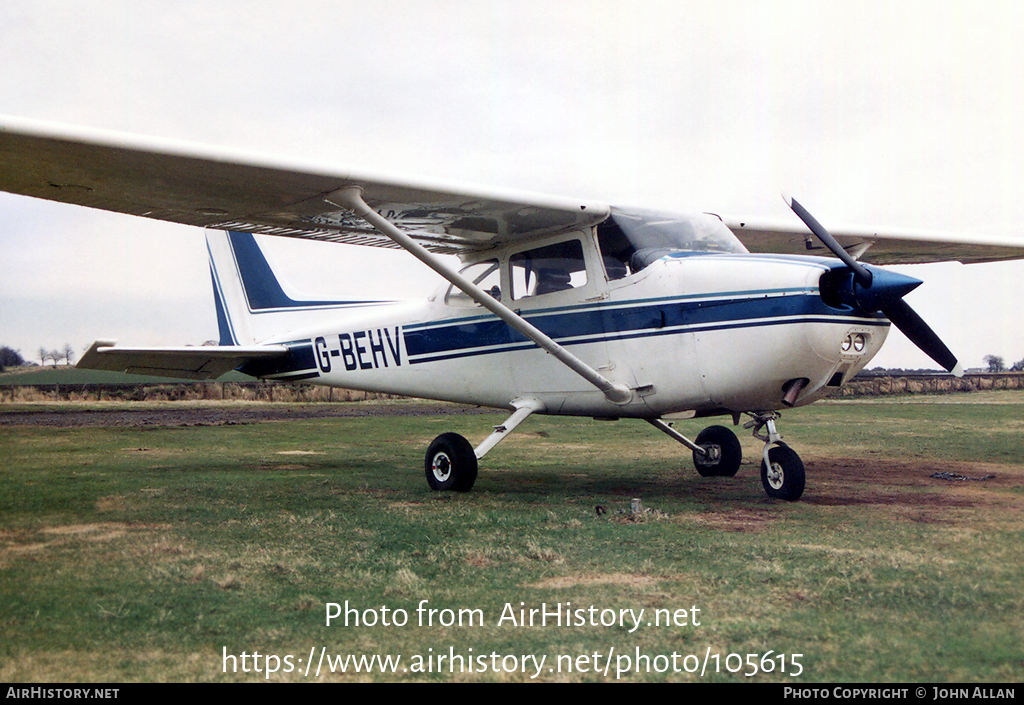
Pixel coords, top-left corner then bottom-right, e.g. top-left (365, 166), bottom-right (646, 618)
top-left (78, 340), bottom-right (289, 380)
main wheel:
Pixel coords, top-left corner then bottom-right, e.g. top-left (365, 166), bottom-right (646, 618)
top-left (425, 432), bottom-right (478, 492)
top-left (760, 445), bottom-right (805, 501)
top-left (692, 425), bottom-right (743, 477)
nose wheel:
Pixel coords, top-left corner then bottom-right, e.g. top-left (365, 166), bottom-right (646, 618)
top-left (745, 412), bottom-right (805, 501)
top-left (760, 444), bottom-right (805, 500)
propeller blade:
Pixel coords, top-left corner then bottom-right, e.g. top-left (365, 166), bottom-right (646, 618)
top-left (882, 298), bottom-right (963, 376)
top-left (784, 193), bottom-right (962, 376)
top-left (783, 193), bottom-right (873, 288)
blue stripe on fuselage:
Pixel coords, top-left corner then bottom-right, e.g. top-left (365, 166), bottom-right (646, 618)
top-left (238, 341), bottom-right (317, 378)
top-left (403, 290), bottom-right (886, 364)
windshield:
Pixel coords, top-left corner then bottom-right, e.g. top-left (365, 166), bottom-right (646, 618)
top-left (597, 207), bottom-right (747, 277)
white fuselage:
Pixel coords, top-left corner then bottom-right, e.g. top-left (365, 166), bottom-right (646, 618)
top-left (248, 251), bottom-right (889, 418)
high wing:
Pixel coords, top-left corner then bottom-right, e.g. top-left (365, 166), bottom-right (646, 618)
top-left (724, 216), bottom-right (1024, 265)
top-left (78, 341), bottom-right (289, 380)
top-left (4, 116), bottom-right (1023, 264)
top-left (0, 115), bottom-right (608, 256)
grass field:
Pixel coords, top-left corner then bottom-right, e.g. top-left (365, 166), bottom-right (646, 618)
top-left (1, 393), bottom-right (1023, 682)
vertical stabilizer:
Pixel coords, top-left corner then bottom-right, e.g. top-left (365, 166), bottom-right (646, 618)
top-left (205, 231), bottom-right (391, 345)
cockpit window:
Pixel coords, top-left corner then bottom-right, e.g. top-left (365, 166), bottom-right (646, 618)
top-left (510, 239), bottom-right (588, 300)
top-left (597, 208), bottom-right (747, 278)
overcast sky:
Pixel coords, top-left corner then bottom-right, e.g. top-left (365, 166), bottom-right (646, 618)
top-left (1, 0), bottom-right (1023, 370)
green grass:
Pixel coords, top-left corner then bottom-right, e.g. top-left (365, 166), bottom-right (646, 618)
top-left (1, 395), bottom-right (1023, 682)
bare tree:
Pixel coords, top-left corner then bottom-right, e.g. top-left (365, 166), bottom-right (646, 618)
top-left (63, 343), bottom-right (76, 366)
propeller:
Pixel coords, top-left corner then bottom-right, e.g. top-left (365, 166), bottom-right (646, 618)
top-left (784, 194), bottom-right (964, 377)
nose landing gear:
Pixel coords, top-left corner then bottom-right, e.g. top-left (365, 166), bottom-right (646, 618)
top-left (745, 412), bottom-right (805, 501)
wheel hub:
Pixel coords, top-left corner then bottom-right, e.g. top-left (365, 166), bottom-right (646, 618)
top-left (766, 462), bottom-right (785, 490)
top-left (431, 452), bottom-right (452, 482)
top-left (696, 444), bottom-right (722, 466)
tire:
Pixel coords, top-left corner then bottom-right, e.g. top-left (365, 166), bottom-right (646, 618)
top-left (760, 445), bottom-right (805, 501)
top-left (425, 432), bottom-right (478, 492)
top-left (692, 425), bottom-right (743, 477)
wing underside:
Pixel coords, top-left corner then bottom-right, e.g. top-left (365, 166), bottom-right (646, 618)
top-left (0, 116), bottom-right (608, 256)
top-left (724, 217), bottom-right (1024, 265)
top-left (2, 116), bottom-right (1023, 264)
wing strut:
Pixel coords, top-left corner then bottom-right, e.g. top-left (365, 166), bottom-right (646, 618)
top-left (325, 187), bottom-right (632, 404)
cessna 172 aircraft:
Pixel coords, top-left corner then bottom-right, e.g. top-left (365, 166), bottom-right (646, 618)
top-left (3, 116), bottom-right (1024, 501)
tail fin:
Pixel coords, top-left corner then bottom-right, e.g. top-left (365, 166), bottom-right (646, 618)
top-left (206, 231), bottom-right (388, 345)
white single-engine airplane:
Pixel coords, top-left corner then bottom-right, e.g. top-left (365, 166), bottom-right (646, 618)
top-left (3, 117), bottom-right (1024, 501)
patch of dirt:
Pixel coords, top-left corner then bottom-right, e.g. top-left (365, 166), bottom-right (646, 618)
top-left (802, 456), bottom-right (1019, 509)
top-left (682, 507), bottom-right (775, 532)
top-left (673, 455), bottom-right (1023, 529)
top-left (786, 455), bottom-right (1024, 529)
top-left (525, 573), bottom-right (660, 590)
top-left (0, 522), bottom-right (170, 568)
top-left (388, 501), bottom-right (426, 509)
top-left (95, 496), bottom-right (126, 512)
top-left (39, 522), bottom-right (166, 537)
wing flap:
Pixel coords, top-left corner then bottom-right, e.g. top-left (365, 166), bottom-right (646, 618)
top-left (78, 340), bottom-right (290, 380)
top-left (725, 217), bottom-right (1024, 265)
top-left (0, 116), bottom-right (608, 254)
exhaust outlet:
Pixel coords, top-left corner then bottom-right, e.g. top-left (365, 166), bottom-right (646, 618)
top-left (781, 378), bottom-right (809, 407)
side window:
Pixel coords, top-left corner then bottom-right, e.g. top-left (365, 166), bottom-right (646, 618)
top-left (510, 239), bottom-right (588, 301)
top-left (445, 259), bottom-right (501, 308)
